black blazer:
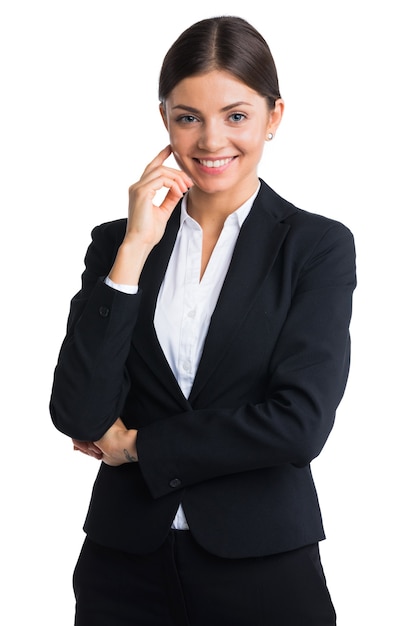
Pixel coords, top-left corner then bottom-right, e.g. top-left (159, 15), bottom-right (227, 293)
top-left (50, 180), bottom-right (356, 559)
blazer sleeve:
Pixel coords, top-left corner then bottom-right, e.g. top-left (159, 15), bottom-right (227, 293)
top-left (50, 221), bottom-right (142, 441)
top-left (137, 221), bottom-right (356, 499)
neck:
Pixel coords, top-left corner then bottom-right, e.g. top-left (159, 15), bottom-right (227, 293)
top-left (187, 179), bottom-right (259, 230)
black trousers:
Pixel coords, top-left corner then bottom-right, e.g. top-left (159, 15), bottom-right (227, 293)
top-left (73, 531), bottom-right (336, 626)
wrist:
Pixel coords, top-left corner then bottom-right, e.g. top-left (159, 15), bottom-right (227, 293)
top-left (109, 238), bottom-right (153, 285)
top-left (123, 429), bottom-right (138, 463)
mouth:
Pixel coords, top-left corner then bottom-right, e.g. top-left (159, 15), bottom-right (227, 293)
top-left (196, 157), bottom-right (235, 168)
top-left (192, 156), bottom-right (237, 174)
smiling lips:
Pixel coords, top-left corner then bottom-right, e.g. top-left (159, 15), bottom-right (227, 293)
top-left (196, 157), bottom-right (235, 169)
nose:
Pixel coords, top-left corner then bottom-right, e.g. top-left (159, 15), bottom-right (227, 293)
top-left (197, 120), bottom-right (226, 152)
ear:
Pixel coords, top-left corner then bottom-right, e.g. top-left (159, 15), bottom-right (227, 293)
top-left (267, 98), bottom-right (285, 137)
top-left (159, 103), bottom-right (168, 130)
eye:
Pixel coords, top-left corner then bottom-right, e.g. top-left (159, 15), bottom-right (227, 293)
top-left (177, 114), bottom-right (199, 124)
top-left (229, 112), bottom-right (247, 123)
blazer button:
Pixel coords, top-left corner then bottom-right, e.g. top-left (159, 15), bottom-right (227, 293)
top-left (99, 306), bottom-right (110, 318)
top-left (169, 478), bottom-right (182, 489)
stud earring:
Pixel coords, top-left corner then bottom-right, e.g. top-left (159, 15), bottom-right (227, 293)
top-left (266, 133), bottom-right (274, 141)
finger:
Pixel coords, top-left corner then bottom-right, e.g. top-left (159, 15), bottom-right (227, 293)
top-left (132, 167), bottom-right (193, 195)
top-left (88, 450), bottom-right (104, 460)
top-left (129, 174), bottom-right (191, 210)
top-left (76, 448), bottom-right (103, 460)
top-left (150, 174), bottom-right (190, 200)
top-left (159, 184), bottom-right (189, 213)
top-left (144, 145), bottom-right (172, 171)
top-left (72, 439), bottom-right (89, 452)
top-left (72, 440), bottom-right (103, 459)
top-left (140, 147), bottom-right (193, 189)
top-left (73, 447), bottom-right (90, 456)
top-left (139, 146), bottom-right (172, 180)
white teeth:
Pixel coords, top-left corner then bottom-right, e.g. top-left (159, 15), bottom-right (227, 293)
top-left (198, 158), bottom-right (233, 168)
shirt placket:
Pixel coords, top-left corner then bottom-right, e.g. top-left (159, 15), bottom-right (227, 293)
top-left (178, 222), bottom-right (202, 398)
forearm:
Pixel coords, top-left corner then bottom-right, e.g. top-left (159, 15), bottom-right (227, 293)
top-left (138, 227), bottom-right (356, 499)
top-left (137, 382), bottom-right (342, 500)
top-left (50, 280), bottom-right (142, 441)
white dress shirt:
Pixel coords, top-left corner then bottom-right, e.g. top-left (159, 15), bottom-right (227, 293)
top-left (105, 185), bottom-right (259, 529)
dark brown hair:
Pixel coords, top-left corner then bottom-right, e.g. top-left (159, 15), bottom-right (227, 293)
top-left (158, 16), bottom-right (281, 110)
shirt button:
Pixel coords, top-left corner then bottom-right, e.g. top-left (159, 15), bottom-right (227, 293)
top-left (183, 360), bottom-right (191, 373)
top-left (99, 306), bottom-right (110, 318)
top-left (188, 309), bottom-right (196, 318)
top-left (169, 478), bottom-right (182, 489)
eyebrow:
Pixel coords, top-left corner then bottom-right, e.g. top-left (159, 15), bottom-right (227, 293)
top-left (171, 101), bottom-right (253, 114)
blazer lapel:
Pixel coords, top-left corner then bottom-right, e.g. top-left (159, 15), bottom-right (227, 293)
top-left (189, 183), bottom-right (292, 404)
top-left (131, 205), bottom-right (191, 407)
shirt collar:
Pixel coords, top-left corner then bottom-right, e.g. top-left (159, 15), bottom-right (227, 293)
top-left (179, 182), bottom-right (260, 230)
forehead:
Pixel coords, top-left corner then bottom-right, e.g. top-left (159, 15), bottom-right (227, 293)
top-left (166, 70), bottom-right (265, 110)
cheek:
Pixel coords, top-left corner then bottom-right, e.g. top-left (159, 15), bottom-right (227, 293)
top-left (240, 124), bottom-right (267, 150)
top-left (242, 137), bottom-right (266, 162)
top-left (167, 129), bottom-right (186, 157)
top-left (171, 149), bottom-right (192, 176)
top-left (165, 130), bottom-right (185, 165)
top-left (168, 131), bottom-right (196, 172)
top-left (172, 149), bottom-right (183, 165)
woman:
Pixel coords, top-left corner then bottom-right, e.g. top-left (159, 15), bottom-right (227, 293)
top-left (50, 15), bottom-right (356, 626)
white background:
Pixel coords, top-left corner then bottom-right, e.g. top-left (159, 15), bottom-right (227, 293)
top-left (1, 1), bottom-right (415, 623)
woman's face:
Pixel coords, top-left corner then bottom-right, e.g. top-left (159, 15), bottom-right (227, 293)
top-left (161, 70), bottom-right (283, 201)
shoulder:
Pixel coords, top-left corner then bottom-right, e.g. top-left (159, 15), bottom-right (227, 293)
top-left (258, 179), bottom-right (355, 245)
top-left (257, 180), bottom-right (356, 283)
